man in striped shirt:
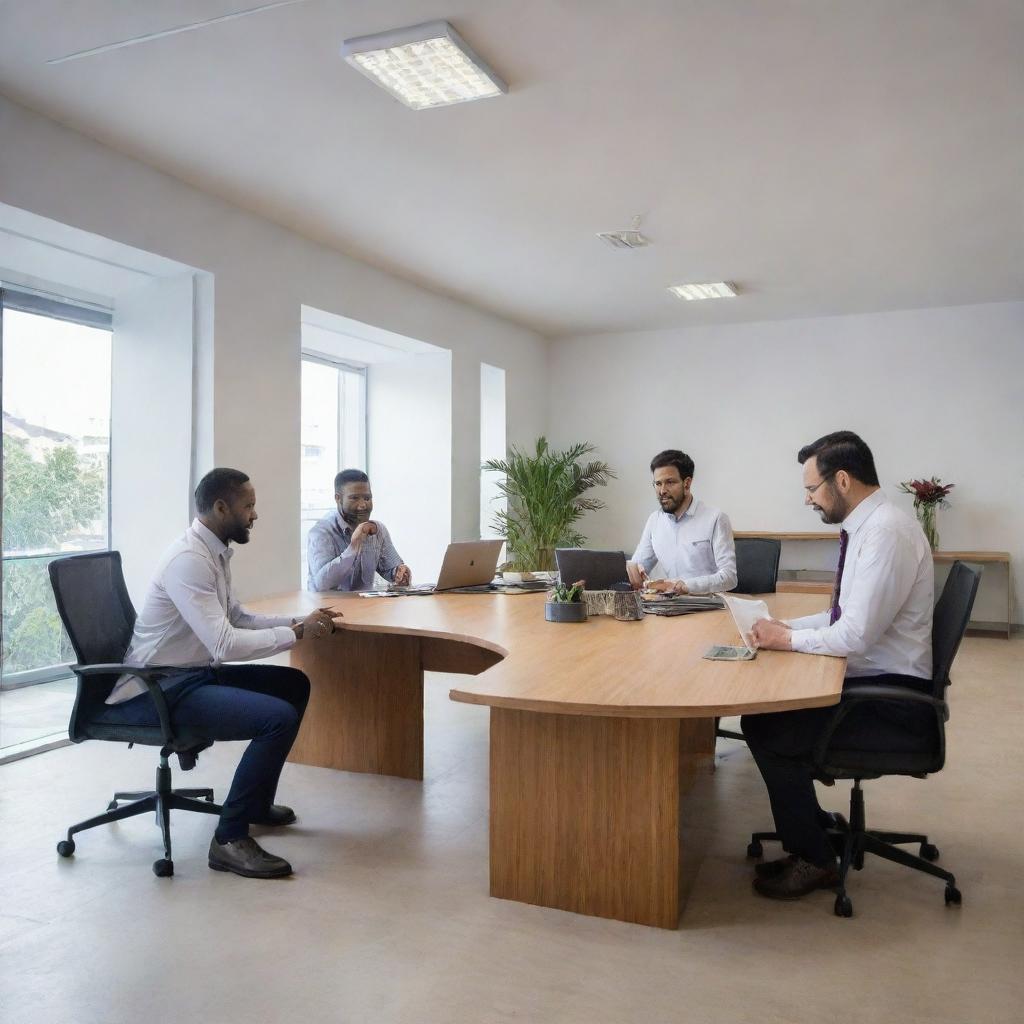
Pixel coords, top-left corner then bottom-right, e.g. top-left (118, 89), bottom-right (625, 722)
top-left (306, 469), bottom-right (412, 592)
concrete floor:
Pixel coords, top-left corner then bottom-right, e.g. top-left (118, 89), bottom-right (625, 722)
top-left (0, 637), bottom-right (1021, 1024)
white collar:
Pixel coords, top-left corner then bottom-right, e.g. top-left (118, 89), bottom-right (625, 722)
top-left (841, 489), bottom-right (886, 537)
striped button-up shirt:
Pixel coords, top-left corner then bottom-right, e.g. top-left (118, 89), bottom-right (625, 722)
top-left (306, 511), bottom-right (404, 592)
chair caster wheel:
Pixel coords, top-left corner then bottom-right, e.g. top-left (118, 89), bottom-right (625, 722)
top-left (153, 859), bottom-right (174, 878)
top-left (746, 841), bottom-right (763, 859)
top-left (834, 894), bottom-right (853, 917)
top-left (944, 885), bottom-right (962, 906)
top-left (57, 840), bottom-right (76, 858)
top-left (920, 843), bottom-right (940, 861)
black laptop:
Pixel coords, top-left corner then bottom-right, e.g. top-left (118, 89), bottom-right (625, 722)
top-left (554, 549), bottom-right (631, 591)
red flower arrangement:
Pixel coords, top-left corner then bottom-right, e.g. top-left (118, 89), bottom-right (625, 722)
top-left (898, 476), bottom-right (955, 508)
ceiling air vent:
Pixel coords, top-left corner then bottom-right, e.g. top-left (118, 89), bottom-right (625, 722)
top-left (596, 215), bottom-right (649, 250)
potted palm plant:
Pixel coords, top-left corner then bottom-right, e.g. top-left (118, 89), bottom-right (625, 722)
top-left (482, 437), bottom-right (615, 572)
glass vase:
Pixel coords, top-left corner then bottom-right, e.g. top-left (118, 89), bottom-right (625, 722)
top-left (916, 503), bottom-right (939, 551)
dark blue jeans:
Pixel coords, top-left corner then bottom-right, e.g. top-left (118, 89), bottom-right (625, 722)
top-left (98, 664), bottom-right (310, 842)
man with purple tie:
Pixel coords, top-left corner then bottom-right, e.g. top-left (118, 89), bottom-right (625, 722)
top-left (741, 431), bottom-right (934, 900)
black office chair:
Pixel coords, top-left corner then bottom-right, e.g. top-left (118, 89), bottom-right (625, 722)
top-left (717, 538), bottom-right (783, 741)
top-left (746, 560), bottom-right (981, 917)
top-left (731, 537), bottom-right (782, 596)
top-left (48, 551), bottom-right (221, 877)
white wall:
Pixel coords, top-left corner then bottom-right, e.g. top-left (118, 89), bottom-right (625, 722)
top-left (367, 353), bottom-right (453, 583)
top-left (110, 273), bottom-right (196, 604)
top-left (0, 96), bottom-right (547, 599)
top-left (547, 302), bottom-right (1024, 624)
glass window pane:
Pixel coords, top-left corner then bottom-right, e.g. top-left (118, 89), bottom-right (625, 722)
top-left (2, 306), bottom-right (111, 688)
top-left (300, 357), bottom-right (367, 585)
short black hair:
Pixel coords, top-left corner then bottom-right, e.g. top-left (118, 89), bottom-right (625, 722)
top-left (797, 431), bottom-right (879, 487)
top-left (195, 468), bottom-right (250, 514)
top-left (650, 449), bottom-right (695, 480)
top-left (334, 468), bottom-right (370, 493)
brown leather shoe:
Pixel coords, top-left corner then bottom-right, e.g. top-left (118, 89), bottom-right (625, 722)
top-left (208, 836), bottom-right (292, 878)
top-left (754, 854), bottom-right (798, 879)
top-left (753, 857), bottom-right (839, 900)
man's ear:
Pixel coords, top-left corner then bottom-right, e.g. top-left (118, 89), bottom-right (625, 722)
top-left (834, 469), bottom-right (852, 492)
top-left (212, 497), bottom-right (229, 517)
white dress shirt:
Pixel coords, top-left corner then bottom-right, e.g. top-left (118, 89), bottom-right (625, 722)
top-left (106, 519), bottom-right (297, 704)
top-left (631, 497), bottom-right (738, 595)
top-left (787, 490), bottom-right (933, 680)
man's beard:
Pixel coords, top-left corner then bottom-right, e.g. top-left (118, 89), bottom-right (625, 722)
top-left (659, 494), bottom-right (685, 514)
top-left (343, 509), bottom-right (371, 527)
top-left (812, 484), bottom-right (848, 525)
top-left (227, 522), bottom-right (251, 544)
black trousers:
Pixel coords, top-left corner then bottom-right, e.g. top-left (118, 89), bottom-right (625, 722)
top-left (740, 673), bottom-right (934, 866)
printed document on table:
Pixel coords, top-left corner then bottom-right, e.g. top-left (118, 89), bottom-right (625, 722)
top-left (719, 593), bottom-right (771, 651)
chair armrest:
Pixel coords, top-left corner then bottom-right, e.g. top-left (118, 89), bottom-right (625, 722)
top-left (813, 683), bottom-right (947, 764)
top-left (70, 664), bottom-right (184, 747)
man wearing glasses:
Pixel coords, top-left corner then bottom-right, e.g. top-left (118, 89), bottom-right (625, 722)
top-left (741, 431), bottom-right (934, 900)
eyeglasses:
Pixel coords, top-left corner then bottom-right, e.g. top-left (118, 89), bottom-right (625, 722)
top-left (804, 473), bottom-right (835, 496)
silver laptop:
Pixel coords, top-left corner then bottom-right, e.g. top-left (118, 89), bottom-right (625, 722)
top-left (387, 539), bottom-right (504, 594)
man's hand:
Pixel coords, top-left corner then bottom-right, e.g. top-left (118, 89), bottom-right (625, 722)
top-left (349, 521), bottom-right (378, 551)
top-left (626, 561), bottom-right (648, 591)
top-left (645, 578), bottom-right (689, 595)
top-left (750, 617), bottom-right (793, 651)
top-left (393, 564), bottom-right (412, 587)
top-left (294, 606), bottom-right (343, 640)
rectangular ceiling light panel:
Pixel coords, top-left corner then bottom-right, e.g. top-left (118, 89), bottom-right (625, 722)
top-left (668, 282), bottom-right (738, 301)
top-left (341, 20), bottom-right (507, 110)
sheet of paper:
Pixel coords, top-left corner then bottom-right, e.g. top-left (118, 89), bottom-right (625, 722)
top-left (719, 593), bottom-right (771, 650)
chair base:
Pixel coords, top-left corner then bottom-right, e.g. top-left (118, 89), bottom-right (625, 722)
top-left (747, 779), bottom-right (961, 917)
top-left (57, 754), bottom-right (221, 876)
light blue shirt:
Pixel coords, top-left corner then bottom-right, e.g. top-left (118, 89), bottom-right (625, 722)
top-left (630, 497), bottom-right (738, 595)
top-left (306, 511), bottom-right (404, 592)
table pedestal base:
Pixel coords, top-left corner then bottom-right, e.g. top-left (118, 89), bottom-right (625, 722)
top-left (489, 708), bottom-right (715, 929)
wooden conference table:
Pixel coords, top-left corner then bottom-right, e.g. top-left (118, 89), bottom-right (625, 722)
top-left (252, 589), bottom-right (845, 929)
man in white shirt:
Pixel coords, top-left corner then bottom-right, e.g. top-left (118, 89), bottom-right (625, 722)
top-left (742, 431), bottom-right (934, 900)
top-left (100, 468), bottom-right (342, 879)
top-left (626, 449), bottom-right (737, 595)
top-left (307, 469), bottom-right (412, 592)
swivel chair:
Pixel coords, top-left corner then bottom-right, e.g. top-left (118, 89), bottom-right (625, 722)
top-left (746, 560), bottom-right (981, 917)
top-left (717, 538), bottom-right (783, 741)
top-left (48, 551), bottom-right (221, 877)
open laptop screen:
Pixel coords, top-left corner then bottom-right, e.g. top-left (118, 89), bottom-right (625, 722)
top-left (554, 549), bottom-right (630, 591)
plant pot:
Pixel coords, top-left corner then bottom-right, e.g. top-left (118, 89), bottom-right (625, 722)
top-left (545, 601), bottom-right (587, 623)
top-left (916, 504), bottom-right (939, 551)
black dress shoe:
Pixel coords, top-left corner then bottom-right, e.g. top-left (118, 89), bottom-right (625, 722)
top-left (753, 857), bottom-right (840, 900)
top-left (208, 836), bottom-right (292, 878)
top-left (754, 854), bottom-right (797, 879)
top-left (251, 804), bottom-right (297, 827)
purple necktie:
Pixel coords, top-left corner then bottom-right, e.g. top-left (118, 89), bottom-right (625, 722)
top-left (829, 529), bottom-right (849, 625)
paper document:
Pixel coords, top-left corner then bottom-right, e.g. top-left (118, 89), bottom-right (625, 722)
top-left (719, 593), bottom-right (771, 650)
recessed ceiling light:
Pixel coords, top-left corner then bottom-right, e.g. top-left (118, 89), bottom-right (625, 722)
top-left (340, 20), bottom-right (507, 110)
top-left (668, 282), bottom-right (738, 301)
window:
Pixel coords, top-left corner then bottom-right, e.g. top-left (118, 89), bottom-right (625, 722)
top-left (1, 289), bottom-right (112, 689)
top-left (300, 354), bottom-right (366, 584)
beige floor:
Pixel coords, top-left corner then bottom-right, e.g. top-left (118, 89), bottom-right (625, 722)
top-left (1, 637), bottom-right (1021, 1024)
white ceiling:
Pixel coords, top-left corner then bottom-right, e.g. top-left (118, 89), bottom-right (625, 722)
top-left (1, 0), bottom-right (1022, 337)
